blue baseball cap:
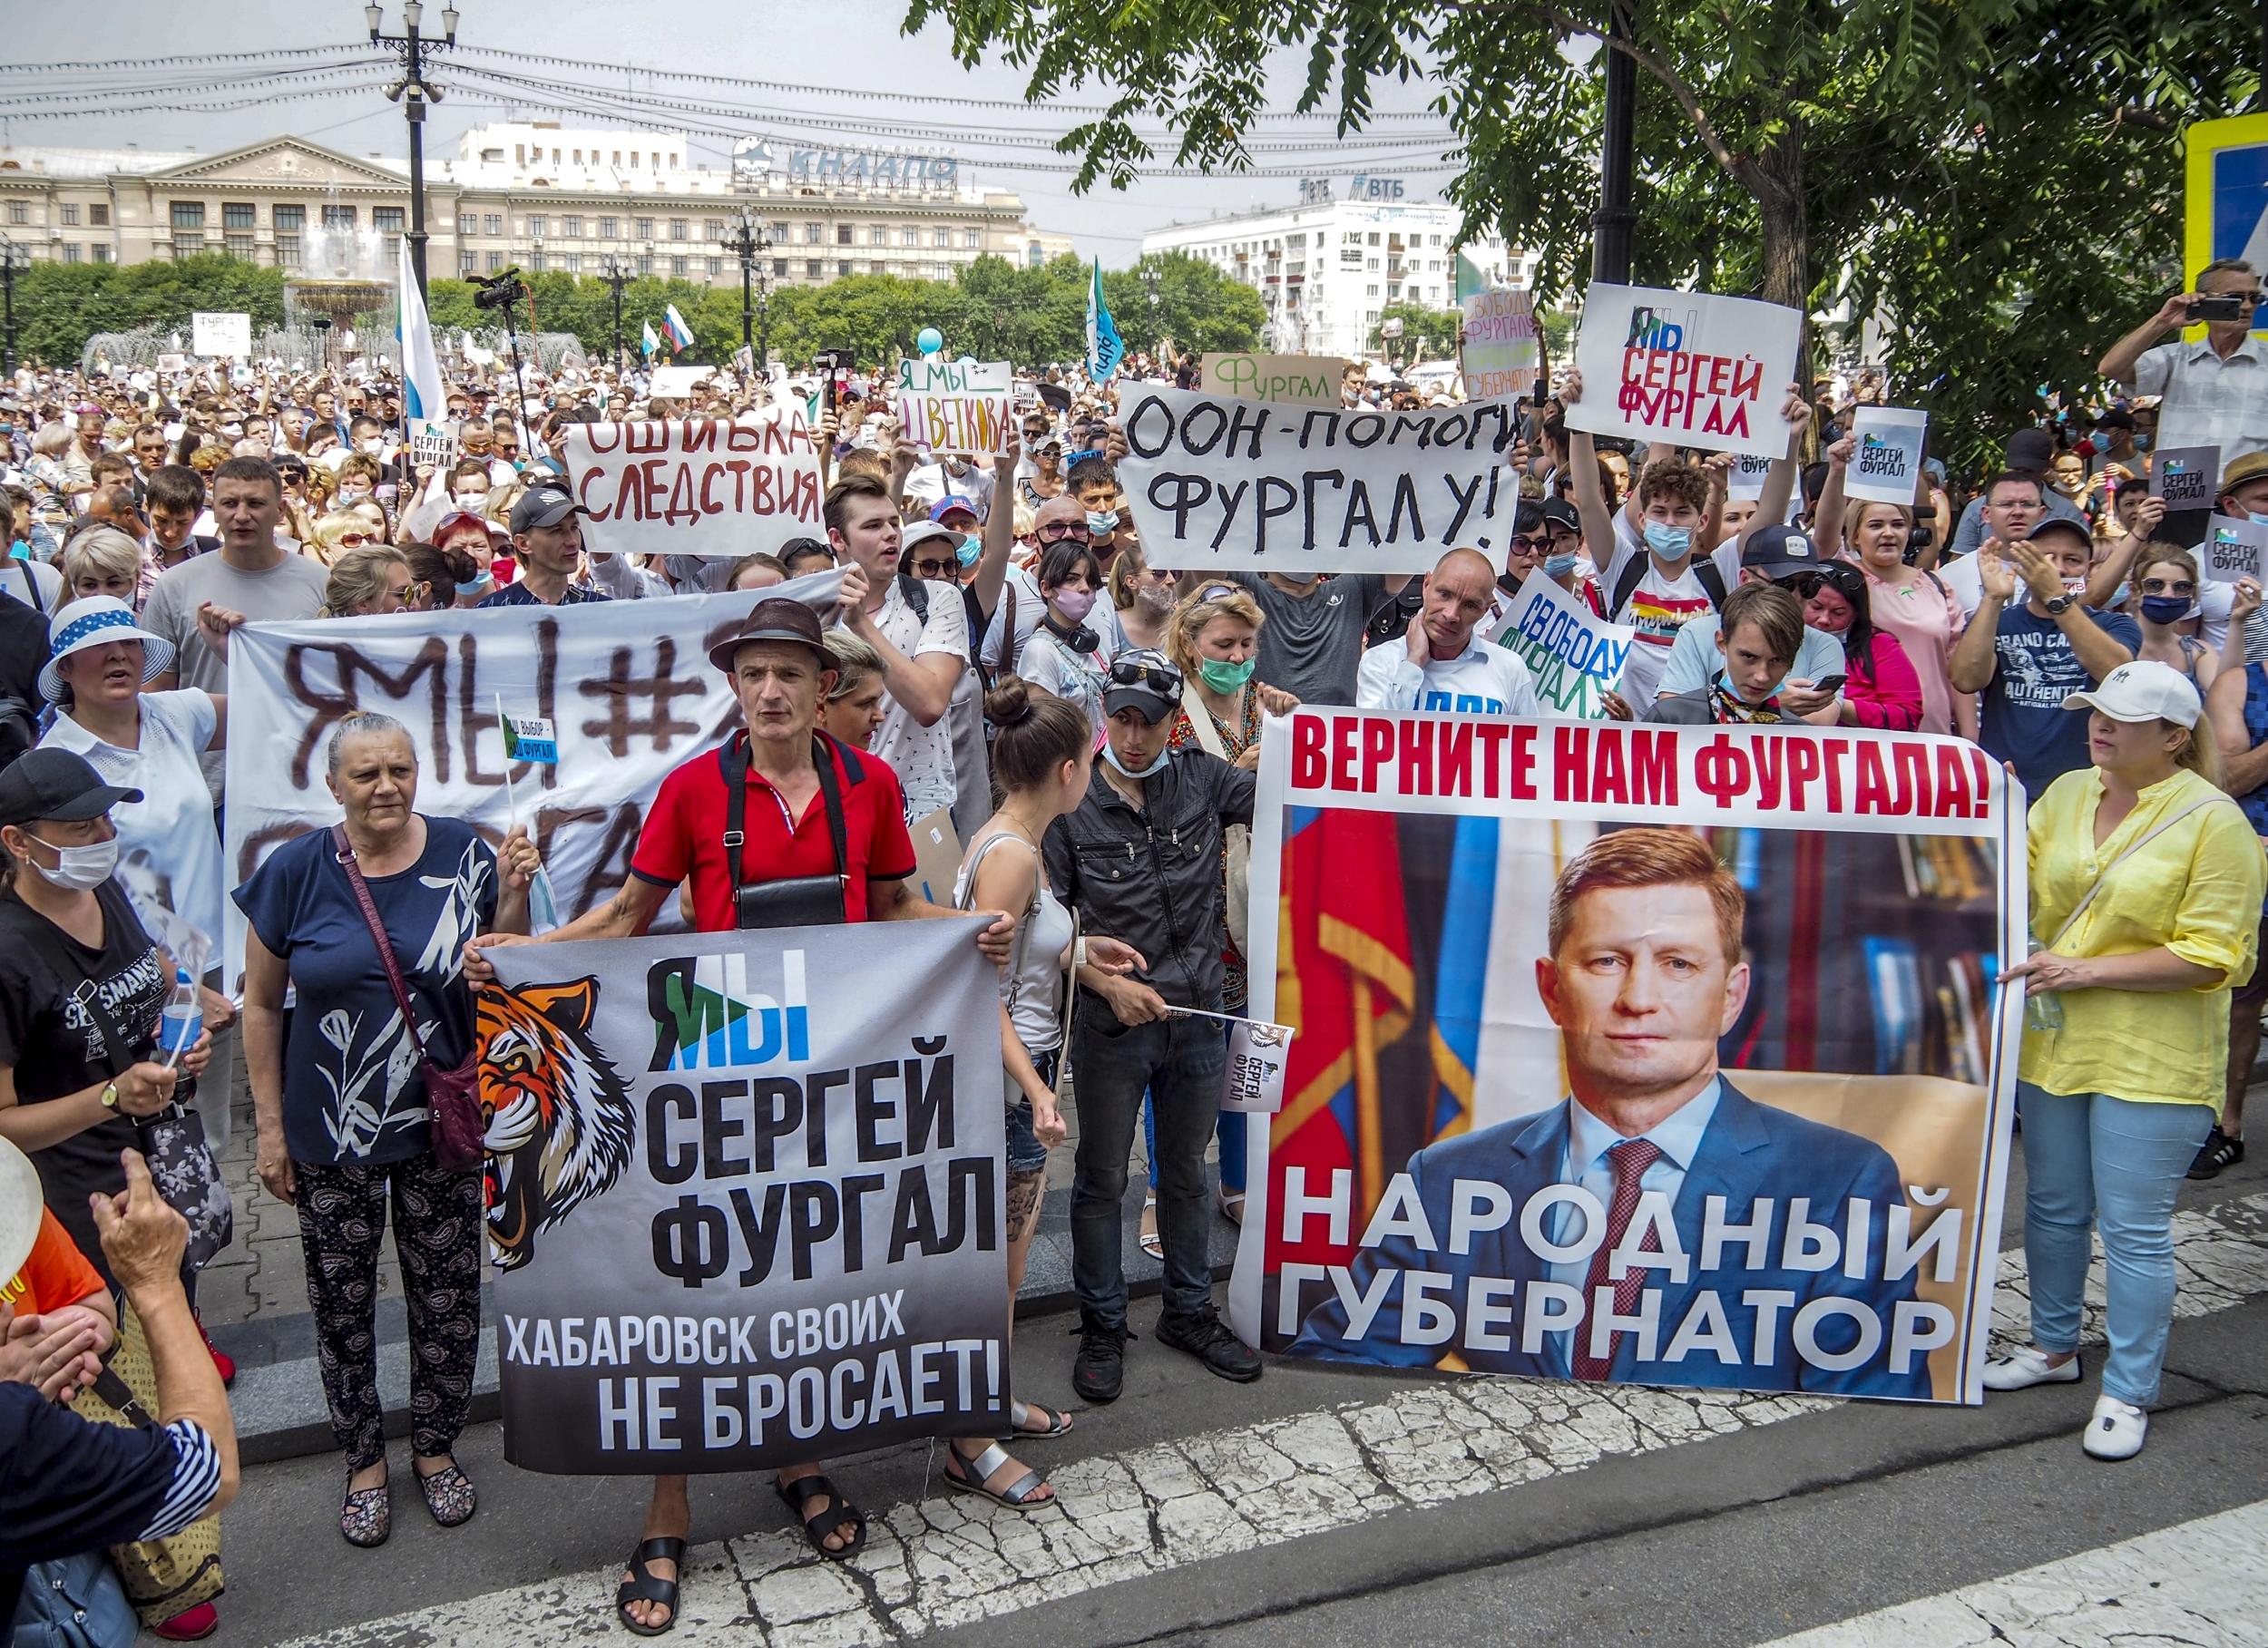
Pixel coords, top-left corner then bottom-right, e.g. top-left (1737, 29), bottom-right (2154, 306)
top-left (930, 495), bottom-right (981, 524)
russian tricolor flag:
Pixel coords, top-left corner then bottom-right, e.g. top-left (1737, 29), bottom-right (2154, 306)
top-left (662, 304), bottom-right (695, 355)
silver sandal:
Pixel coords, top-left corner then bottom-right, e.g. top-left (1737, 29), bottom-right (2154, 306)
top-left (1002, 1399), bottom-right (1074, 1440)
top-left (944, 1442), bottom-right (1056, 1510)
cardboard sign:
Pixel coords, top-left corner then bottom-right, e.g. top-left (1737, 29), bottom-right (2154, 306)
top-left (1117, 383), bottom-right (1518, 575)
top-left (559, 410), bottom-right (825, 558)
top-left (2150, 444), bottom-right (2221, 507)
top-left (1460, 289), bottom-right (1540, 401)
top-left (1566, 282), bottom-right (1803, 458)
top-left (155, 352), bottom-right (189, 375)
top-left (191, 311), bottom-right (251, 358)
top-left (1726, 453), bottom-right (1776, 501)
top-left (1846, 407), bottom-right (1931, 506)
top-left (2203, 513), bottom-right (2268, 583)
top-left (646, 365), bottom-right (709, 400)
top-left (1200, 353), bottom-right (1348, 409)
top-left (906, 806), bottom-right (963, 909)
top-left (895, 357), bottom-right (1012, 454)
top-left (408, 417), bottom-right (457, 473)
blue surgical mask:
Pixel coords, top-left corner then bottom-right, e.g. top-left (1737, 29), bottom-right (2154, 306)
top-left (2134, 434), bottom-right (2153, 453)
top-left (2249, 511), bottom-right (2268, 529)
top-left (954, 536), bottom-right (982, 568)
top-left (1102, 739), bottom-right (1171, 779)
top-left (1643, 522), bottom-right (1694, 558)
top-left (1544, 552), bottom-right (1580, 579)
top-left (2140, 594), bottom-right (2192, 625)
top-left (1086, 509), bottom-right (1120, 537)
top-left (464, 567), bottom-right (495, 596)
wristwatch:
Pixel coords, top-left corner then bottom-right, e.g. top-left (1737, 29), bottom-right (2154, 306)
top-left (100, 1081), bottom-right (120, 1110)
top-left (2042, 591), bottom-right (2077, 617)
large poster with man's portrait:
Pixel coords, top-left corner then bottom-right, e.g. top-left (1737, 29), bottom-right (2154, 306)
top-left (1228, 710), bottom-right (2026, 1405)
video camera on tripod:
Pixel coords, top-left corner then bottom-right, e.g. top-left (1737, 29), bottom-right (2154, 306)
top-left (472, 266), bottom-right (528, 312)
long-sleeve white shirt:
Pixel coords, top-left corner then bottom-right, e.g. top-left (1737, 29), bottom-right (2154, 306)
top-left (1355, 634), bottom-right (1541, 717)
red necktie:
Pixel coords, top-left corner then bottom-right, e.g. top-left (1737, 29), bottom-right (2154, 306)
top-left (1572, 1137), bottom-right (1665, 1381)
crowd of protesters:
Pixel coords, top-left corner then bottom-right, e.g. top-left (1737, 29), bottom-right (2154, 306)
top-left (2, 256), bottom-right (2265, 1638)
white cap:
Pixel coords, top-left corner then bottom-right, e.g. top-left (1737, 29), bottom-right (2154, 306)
top-left (2060, 658), bottom-right (2203, 727)
top-left (0, 1136), bottom-right (40, 1288)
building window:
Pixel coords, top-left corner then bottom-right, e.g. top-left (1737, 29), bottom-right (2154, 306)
top-left (172, 233), bottom-right (204, 256)
top-left (562, 214), bottom-right (582, 237)
top-left (61, 204), bottom-right (80, 227)
top-left (770, 221), bottom-right (789, 242)
top-left (91, 244), bottom-right (112, 264)
top-left (836, 225), bottom-right (853, 245)
top-left (60, 243), bottom-right (81, 264)
top-left (323, 204), bottom-right (356, 229)
top-left (707, 257), bottom-right (722, 278)
top-left (634, 216), bottom-right (655, 240)
top-left (374, 207), bottom-right (404, 235)
top-left (1367, 231), bottom-right (1380, 246)
top-left (1365, 284), bottom-right (1379, 297)
top-left (90, 203), bottom-right (109, 227)
top-left (1366, 308), bottom-right (1381, 324)
top-left (670, 218), bottom-right (689, 240)
top-left (171, 201), bottom-right (205, 229)
top-left (962, 229), bottom-right (979, 249)
top-left (460, 249), bottom-right (477, 275)
top-left (484, 250), bottom-right (502, 272)
top-left (599, 216), bottom-right (618, 239)
top-left (807, 258), bottom-right (823, 280)
top-left (531, 252), bottom-right (546, 272)
top-left (223, 201), bottom-right (255, 229)
top-left (838, 259), bottom-right (852, 278)
top-left (704, 219), bottom-right (722, 240)
top-left (804, 222), bottom-right (823, 244)
top-left (932, 228), bottom-right (949, 248)
top-left (562, 253), bottom-right (582, 273)
top-left (458, 211), bottom-right (477, 236)
top-left (5, 202), bottom-right (24, 226)
top-left (1367, 258), bottom-right (1380, 270)
top-left (901, 227), bottom-right (918, 248)
top-left (668, 255), bottom-right (686, 276)
top-left (773, 258), bottom-right (787, 278)
top-left (528, 214), bottom-right (548, 238)
top-left (277, 236), bottom-right (301, 269)
top-left (635, 252), bottom-right (653, 275)
top-left (1430, 235), bottom-right (1442, 247)
top-left (484, 212), bottom-right (502, 235)
top-left (226, 233), bottom-right (255, 259)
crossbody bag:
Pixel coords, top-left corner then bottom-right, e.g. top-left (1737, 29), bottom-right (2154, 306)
top-left (2040, 793), bottom-right (2228, 951)
top-left (1178, 680), bottom-right (1253, 956)
top-left (330, 825), bottom-right (485, 1172)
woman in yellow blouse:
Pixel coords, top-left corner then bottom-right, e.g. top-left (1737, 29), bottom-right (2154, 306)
top-left (1994, 659), bottom-right (2264, 1460)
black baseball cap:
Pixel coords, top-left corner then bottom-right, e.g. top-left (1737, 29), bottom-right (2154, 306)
top-left (1537, 497), bottom-right (1580, 534)
top-left (1742, 523), bottom-right (1821, 578)
top-left (707, 597), bottom-right (831, 675)
top-left (1103, 648), bottom-right (1183, 724)
top-left (509, 483), bottom-right (589, 536)
top-left (2028, 516), bottom-right (2094, 552)
top-left (0, 749), bottom-right (142, 830)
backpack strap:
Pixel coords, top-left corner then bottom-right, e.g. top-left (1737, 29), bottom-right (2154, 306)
top-left (1612, 542), bottom-right (1725, 619)
top-left (720, 732), bottom-right (848, 894)
top-left (896, 572), bottom-right (930, 621)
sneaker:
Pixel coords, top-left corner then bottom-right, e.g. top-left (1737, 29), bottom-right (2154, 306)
top-left (1981, 1346), bottom-right (2082, 1391)
top-left (2187, 1126), bottom-right (2244, 1180)
top-left (1072, 1321), bottom-right (1129, 1404)
top-left (2082, 1394), bottom-right (2148, 1461)
top-left (152, 1602), bottom-right (219, 1641)
top-left (1155, 1309), bottom-right (1262, 1382)
top-left (196, 1316), bottom-right (235, 1390)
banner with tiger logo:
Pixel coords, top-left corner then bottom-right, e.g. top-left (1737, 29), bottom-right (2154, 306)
top-left (480, 915), bottom-right (1009, 1473)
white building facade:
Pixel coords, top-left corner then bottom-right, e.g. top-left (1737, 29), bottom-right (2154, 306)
top-left (1140, 188), bottom-right (1520, 360)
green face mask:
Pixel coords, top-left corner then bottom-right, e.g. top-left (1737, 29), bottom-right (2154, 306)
top-left (1197, 656), bottom-right (1257, 694)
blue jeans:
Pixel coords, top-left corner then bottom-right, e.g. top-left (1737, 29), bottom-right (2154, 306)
top-left (1071, 1006), bottom-right (1227, 1330)
top-left (2016, 1082), bottom-right (2214, 1406)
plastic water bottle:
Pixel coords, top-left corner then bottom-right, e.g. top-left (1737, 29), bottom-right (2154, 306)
top-left (2022, 937), bottom-right (2064, 1032)
top-left (157, 969), bottom-right (202, 1057)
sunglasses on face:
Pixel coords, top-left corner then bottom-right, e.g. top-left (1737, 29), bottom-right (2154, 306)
top-left (1035, 522), bottom-right (1085, 542)
top-left (2140, 577), bottom-right (2196, 595)
top-left (1509, 532), bottom-right (1547, 551)
top-left (335, 531), bottom-right (372, 548)
top-left (909, 553), bottom-right (961, 578)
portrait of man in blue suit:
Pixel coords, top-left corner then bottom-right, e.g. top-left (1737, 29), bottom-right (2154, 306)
top-left (1290, 826), bottom-right (1933, 1399)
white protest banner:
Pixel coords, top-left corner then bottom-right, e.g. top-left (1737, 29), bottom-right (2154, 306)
top-left (647, 365), bottom-right (708, 399)
top-left (221, 575), bottom-right (845, 991)
top-left (1566, 282), bottom-right (1802, 458)
top-left (895, 357), bottom-right (1012, 454)
top-left (2151, 444), bottom-right (2222, 507)
top-left (155, 352), bottom-right (190, 375)
top-left (191, 311), bottom-right (251, 358)
top-left (1237, 711), bottom-right (2020, 1404)
top-left (483, 919), bottom-right (1009, 1473)
top-left (2203, 513), bottom-right (2268, 583)
top-left (1459, 289), bottom-right (1540, 401)
top-left (1117, 383), bottom-right (1520, 575)
top-left (1727, 453), bottom-right (1775, 500)
top-left (1200, 353), bottom-right (1347, 408)
top-left (1846, 407), bottom-right (1931, 506)
top-left (560, 409), bottom-right (824, 559)
top-left (1494, 573), bottom-right (1635, 719)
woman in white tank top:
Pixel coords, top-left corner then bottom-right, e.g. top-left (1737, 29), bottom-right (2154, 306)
top-left (946, 674), bottom-right (1143, 1509)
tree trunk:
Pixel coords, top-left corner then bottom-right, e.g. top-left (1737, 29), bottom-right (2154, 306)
top-left (1749, 122), bottom-right (1808, 315)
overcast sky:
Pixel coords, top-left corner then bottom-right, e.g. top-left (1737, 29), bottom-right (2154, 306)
top-left (2, 0), bottom-right (1462, 260)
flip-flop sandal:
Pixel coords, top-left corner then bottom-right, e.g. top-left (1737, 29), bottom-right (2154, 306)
top-left (415, 1460), bottom-right (477, 1527)
top-left (339, 1475), bottom-right (390, 1548)
top-left (616, 1536), bottom-right (686, 1637)
top-left (1139, 1195), bottom-right (1163, 1260)
top-left (1002, 1398), bottom-right (1074, 1439)
top-left (775, 1474), bottom-right (868, 1561)
top-left (944, 1442), bottom-right (1058, 1511)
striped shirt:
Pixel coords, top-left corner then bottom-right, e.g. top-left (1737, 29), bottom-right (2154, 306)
top-left (2128, 335), bottom-right (2268, 478)
top-left (143, 1420), bottom-right (223, 1540)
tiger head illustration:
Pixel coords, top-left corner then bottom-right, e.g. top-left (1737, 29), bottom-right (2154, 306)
top-left (476, 977), bottom-right (636, 1273)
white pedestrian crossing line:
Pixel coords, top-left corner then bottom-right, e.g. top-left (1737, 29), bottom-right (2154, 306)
top-left (275, 1191), bottom-right (2268, 1648)
top-left (1762, 1498), bottom-right (2268, 1645)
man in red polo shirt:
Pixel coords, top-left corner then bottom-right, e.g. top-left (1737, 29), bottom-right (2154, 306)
top-left (468, 595), bottom-right (1012, 1635)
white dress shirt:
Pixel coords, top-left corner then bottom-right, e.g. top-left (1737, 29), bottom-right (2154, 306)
top-left (2128, 334), bottom-right (2268, 479)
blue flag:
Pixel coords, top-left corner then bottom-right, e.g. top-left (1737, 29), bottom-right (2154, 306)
top-left (1087, 258), bottom-right (1123, 383)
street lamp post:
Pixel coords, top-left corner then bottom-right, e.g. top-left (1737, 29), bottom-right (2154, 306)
top-left (599, 254), bottom-right (631, 373)
top-left (366, 2), bottom-right (460, 301)
top-left (1592, 0), bottom-right (1637, 285)
top-left (724, 207), bottom-right (772, 364)
top-left (0, 239), bottom-right (29, 376)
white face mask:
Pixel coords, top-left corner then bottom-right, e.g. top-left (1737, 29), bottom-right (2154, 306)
top-left (452, 492), bottom-right (487, 512)
top-left (25, 833), bottom-right (117, 892)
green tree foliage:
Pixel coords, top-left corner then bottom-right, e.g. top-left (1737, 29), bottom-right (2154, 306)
top-left (15, 254), bottom-right (287, 365)
top-left (1369, 300), bottom-right (1463, 359)
top-left (905, 0), bottom-right (2257, 473)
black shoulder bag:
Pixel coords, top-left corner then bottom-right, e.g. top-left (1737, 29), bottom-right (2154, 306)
top-left (723, 732), bottom-right (851, 930)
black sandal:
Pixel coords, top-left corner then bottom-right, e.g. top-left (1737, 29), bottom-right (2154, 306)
top-left (615, 1536), bottom-right (685, 1637)
top-left (774, 1473), bottom-right (867, 1561)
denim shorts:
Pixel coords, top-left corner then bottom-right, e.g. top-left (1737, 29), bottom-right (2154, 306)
top-left (1005, 1048), bottom-right (1059, 1176)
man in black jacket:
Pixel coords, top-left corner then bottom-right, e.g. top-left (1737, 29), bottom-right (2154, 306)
top-left (1044, 648), bottom-right (1261, 1400)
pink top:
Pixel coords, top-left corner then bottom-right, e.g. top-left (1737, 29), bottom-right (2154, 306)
top-left (1860, 563), bottom-right (1964, 735)
top-left (1844, 627), bottom-right (1924, 730)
